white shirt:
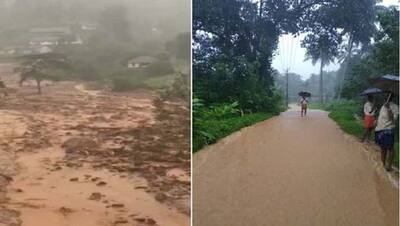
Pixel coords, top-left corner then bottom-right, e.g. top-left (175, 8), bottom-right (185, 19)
top-left (375, 102), bottom-right (399, 131)
top-left (300, 98), bottom-right (308, 105)
top-left (363, 101), bottom-right (375, 116)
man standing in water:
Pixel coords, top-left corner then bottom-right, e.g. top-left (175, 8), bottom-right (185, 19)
top-left (300, 96), bottom-right (308, 117)
top-left (375, 92), bottom-right (399, 171)
top-left (362, 95), bottom-right (376, 142)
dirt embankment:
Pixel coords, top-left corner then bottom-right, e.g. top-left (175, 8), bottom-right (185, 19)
top-left (0, 63), bottom-right (190, 226)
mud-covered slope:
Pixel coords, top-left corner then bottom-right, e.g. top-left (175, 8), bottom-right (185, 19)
top-left (0, 64), bottom-right (190, 226)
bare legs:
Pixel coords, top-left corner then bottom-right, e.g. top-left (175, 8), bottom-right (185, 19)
top-left (362, 128), bottom-right (373, 142)
top-left (301, 107), bottom-right (307, 117)
top-left (381, 147), bottom-right (394, 171)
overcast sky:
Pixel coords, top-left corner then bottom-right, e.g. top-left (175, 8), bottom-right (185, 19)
top-left (272, 0), bottom-right (399, 80)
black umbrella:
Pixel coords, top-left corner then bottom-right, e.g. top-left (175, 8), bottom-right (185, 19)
top-left (372, 74), bottom-right (399, 95)
top-left (298, 91), bottom-right (311, 97)
top-left (360, 87), bottom-right (383, 96)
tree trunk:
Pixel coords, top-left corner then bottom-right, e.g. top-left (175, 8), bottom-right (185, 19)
top-left (319, 60), bottom-right (324, 104)
top-left (337, 34), bottom-right (354, 100)
top-left (286, 69), bottom-right (289, 107)
top-left (36, 79), bottom-right (41, 94)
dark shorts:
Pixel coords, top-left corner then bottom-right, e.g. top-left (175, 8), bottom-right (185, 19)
top-left (375, 129), bottom-right (395, 149)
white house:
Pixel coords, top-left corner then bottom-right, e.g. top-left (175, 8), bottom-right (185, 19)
top-left (127, 56), bottom-right (158, 68)
top-left (37, 46), bottom-right (52, 54)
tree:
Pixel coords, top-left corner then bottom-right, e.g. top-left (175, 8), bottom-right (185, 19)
top-left (332, 0), bottom-right (378, 99)
top-left (372, 6), bottom-right (399, 74)
top-left (193, 0), bottom-right (379, 109)
top-left (193, 0), bottom-right (308, 111)
top-left (16, 53), bottom-right (72, 94)
top-left (165, 32), bottom-right (191, 61)
top-left (301, 28), bottom-right (340, 103)
top-left (292, 0), bottom-right (377, 100)
top-left (340, 6), bottom-right (399, 99)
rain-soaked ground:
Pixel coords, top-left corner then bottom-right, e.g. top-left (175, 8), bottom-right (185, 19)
top-left (0, 63), bottom-right (190, 226)
top-left (194, 105), bottom-right (398, 226)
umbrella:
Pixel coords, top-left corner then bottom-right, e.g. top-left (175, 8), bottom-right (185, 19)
top-left (372, 74), bottom-right (399, 95)
top-left (298, 91), bottom-right (311, 97)
top-left (360, 87), bottom-right (383, 96)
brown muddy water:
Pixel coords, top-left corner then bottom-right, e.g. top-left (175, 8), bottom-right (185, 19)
top-left (194, 105), bottom-right (398, 226)
top-left (0, 63), bottom-right (190, 226)
top-left (7, 150), bottom-right (186, 226)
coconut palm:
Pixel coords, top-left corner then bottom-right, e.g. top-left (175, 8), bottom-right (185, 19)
top-left (302, 30), bottom-right (340, 104)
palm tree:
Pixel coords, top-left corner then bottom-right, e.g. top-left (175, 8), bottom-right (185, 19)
top-left (302, 31), bottom-right (339, 104)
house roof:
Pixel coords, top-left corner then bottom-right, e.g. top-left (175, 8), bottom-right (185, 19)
top-left (29, 27), bottom-right (71, 34)
top-left (129, 56), bottom-right (158, 64)
top-left (30, 36), bottom-right (60, 42)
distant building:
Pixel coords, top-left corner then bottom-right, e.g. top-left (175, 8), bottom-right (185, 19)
top-left (70, 36), bottom-right (83, 45)
top-left (127, 56), bottom-right (158, 68)
top-left (21, 49), bottom-right (33, 55)
top-left (80, 23), bottom-right (98, 31)
top-left (36, 46), bottom-right (52, 54)
top-left (29, 27), bottom-right (72, 35)
top-left (28, 26), bottom-right (83, 46)
top-left (29, 36), bottom-right (60, 46)
top-left (0, 46), bottom-right (15, 55)
top-left (0, 45), bottom-right (53, 55)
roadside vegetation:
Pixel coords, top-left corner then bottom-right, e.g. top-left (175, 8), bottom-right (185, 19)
top-left (193, 98), bottom-right (276, 152)
top-left (311, 101), bottom-right (399, 168)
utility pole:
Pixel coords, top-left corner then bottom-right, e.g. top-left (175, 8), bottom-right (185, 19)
top-left (285, 68), bottom-right (289, 108)
top-left (319, 60), bottom-right (323, 105)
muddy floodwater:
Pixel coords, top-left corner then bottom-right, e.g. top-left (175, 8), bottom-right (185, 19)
top-left (0, 63), bottom-right (190, 226)
top-left (194, 105), bottom-right (398, 226)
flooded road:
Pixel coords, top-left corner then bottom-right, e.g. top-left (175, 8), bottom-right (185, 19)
top-left (0, 63), bottom-right (190, 226)
top-left (194, 106), bottom-right (398, 226)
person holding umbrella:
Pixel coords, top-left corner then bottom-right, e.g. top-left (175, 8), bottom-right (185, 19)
top-left (300, 96), bottom-right (308, 117)
top-left (362, 94), bottom-right (377, 142)
top-left (298, 91), bottom-right (310, 117)
top-left (360, 88), bottom-right (383, 142)
top-left (375, 92), bottom-right (398, 171)
top-left (372, 75), bottom-right (399, 171)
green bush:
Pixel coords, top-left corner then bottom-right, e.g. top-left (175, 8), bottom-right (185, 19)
top-left (202, 102), bottom-right (240, 119)
top-left (159, 72), bottom-right (190, 100)
top-left (327, 101), bottom-right (364, 137)
top-left (71, 60), bottom-right (102, 81)
top-left (110, 70), bottom-right (148, 92)
top-left (145, 60), bottom-right (175, 77)
top-left (193, 98), bottom-right (276, 152)
top-left (193, 112), bottom-right (274, 152)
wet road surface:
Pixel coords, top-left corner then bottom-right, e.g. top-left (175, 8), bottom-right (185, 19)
top-left (194, 106), bottom-right (398, 226)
